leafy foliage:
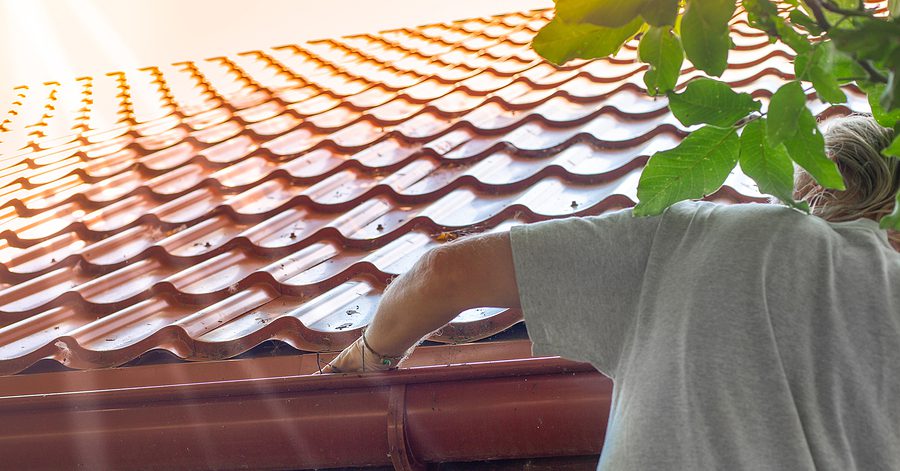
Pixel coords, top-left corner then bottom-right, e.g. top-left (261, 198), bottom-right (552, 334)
top-left (555, 0), bottom-right (644, 27)
top-left (861, 82), bottom-right (900, 128)
top-left (783, 110), bottom-right (846, 190)
top-left (883, 192), bottom-right (900, 229)
top-left (532, 16), bottom-right (643, 65)
top-left (886, 133), bottom-right (900, 158)
top-left (739, 119), bottom-right (809, 211)
top-left (745, 0), bottom-right (781, 33)
top-left (634, 125), bottom-right (739, 215)
top-left (832, 49), bottom-right (867, 83)
top-left (789, 9), bottom-right (823, 35)
top-left (638, 26), bottom-right (683, 95)
top-left (532, 0), bottom-right (900, 230)
top-left (795, 41), bottom-right (846, 104)
top-left (767, 81), bottom-right (808, 147)
top-left (641, 0), bottom-right (680, 25)
top-left (668, 78), bottom-right (760, 127)
top-left (680, 0), bottom-right (735, 76)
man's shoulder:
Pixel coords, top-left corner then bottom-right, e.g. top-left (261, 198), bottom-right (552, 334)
top-left (586, 201), bottom-right (827, 244)
top-left (664, 201), bottom-right (809, 226)
top-left (659, 201), bottom-right (829, 243)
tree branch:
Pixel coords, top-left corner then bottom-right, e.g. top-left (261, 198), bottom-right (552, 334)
top-left (734, 111), bottom-right (764, 128)
top-left (803, 0), bottom-right (832, 29)
top-left (817, 0), bottom-right (873, 18)
top-left (800, 0), bottom-right (888, 84)
top-left (856, 60), bottom-right (889, 83)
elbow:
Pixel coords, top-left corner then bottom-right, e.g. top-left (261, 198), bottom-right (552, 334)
top-left (414, 244), bottom-right (469, 309)
top-left (406, 231), bottom-right (519, 311)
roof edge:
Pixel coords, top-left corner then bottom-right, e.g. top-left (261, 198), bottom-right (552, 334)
top-left (0, 341), bottom-right (612, 469)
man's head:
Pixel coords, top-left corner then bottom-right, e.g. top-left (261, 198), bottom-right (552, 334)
top-left (793, 114), bottom-right (898, 226)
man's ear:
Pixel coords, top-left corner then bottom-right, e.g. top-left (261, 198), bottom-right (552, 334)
top-left (792, 170), bottom-right (821, 202)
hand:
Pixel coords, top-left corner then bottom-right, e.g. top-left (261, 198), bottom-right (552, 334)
top-left (314, 335), bottom-right (404, 374)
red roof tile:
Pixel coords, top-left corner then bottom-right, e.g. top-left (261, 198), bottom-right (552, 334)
top-left (0, 8), bottom-right (869, 375)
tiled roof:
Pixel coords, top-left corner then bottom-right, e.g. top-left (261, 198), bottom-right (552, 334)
top-left (0, 9), bottom-right (867, 375)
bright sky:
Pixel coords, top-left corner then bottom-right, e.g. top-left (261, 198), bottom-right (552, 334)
top-left (0, 0), bottom-right (552, 92)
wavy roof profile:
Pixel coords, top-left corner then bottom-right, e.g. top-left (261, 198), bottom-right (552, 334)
top-left (0, 8), bottom-right (870, 376)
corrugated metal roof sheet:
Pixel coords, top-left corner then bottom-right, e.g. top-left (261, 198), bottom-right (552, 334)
top-left (0, 8), bottom-right (868, 375)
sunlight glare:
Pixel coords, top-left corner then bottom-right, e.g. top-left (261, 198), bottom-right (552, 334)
top-left (2, 0), bottom-right (74, 82)
top-left (62, 0), bottom-right (139, 71)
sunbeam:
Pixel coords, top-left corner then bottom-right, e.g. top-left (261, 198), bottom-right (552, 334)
top-left (2, 0), bottom-right (74, 82)
top-left (62, 0), bottom-right (139, 71)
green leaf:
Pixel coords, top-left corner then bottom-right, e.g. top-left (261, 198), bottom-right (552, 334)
top-left (832, 49), bottom-right (867, 83)
top-left (744, 0), bottom-right (780, 33)
top-left (739, 119), bottom-right (809, 211)
top-left (829, 19), bottom-right (900, 63)
top-left (555, 0), bottom-right (645, 28)
top-left (789, 9), bottom-right (822, 35)
top-left (641, 0), bottom-right (679, 26)
top-left (885, 134), bottom-right (900, 158)
top-left (859, 81), bottom-right (900, 128)
top-left (667, 78), bottom-right (761, 127)
top-left (880, 190), bottom-right (900, 230)
top-left (635, 125), bottom-right (740, 215)
top-left (774, 20), bottom-right (811, 54)
top-left (638, 27), bottom-right (684, 95)
top-left (532, 16), bottom-right (643, 65)
top-left (784, 110), bottom-right (846, 190)
top-left (890, 0), bottom-right (900, 19)
top-left (767, 81), bottom-right (808, 146)
top-left (882, 70), bottom-right (900, 112)
top-left (794, 41), bottom-right (846, 104)
top-left (803, 0), bottom-right (859, 24)
top-left (681, 0), bottom-right (735, 76)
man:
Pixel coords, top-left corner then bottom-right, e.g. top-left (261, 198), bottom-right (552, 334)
top-left (319, 115), bottom-right (900, 470)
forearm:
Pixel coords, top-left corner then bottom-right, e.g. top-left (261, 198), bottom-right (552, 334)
top-left (363, 248), bottom-right (466, 357)
top-left (320, 231), bottom-right (520, 373)
top-left (363, 232), bottom-right (521, 358)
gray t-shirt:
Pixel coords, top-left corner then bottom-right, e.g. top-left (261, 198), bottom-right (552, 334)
top-left (510, 201), bottom-right (900, 470)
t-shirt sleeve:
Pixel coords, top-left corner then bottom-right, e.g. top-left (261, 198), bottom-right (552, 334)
top-left (509, 207), bottom-right (667, 378)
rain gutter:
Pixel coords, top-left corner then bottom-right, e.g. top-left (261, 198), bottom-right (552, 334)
top-left (0, 340), bottom-right (612, 470)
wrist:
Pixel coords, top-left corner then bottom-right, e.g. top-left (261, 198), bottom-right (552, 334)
top-left (361, 330), bottom-right (412, 369)
top-left (363, 323), bottom-right (414, 358)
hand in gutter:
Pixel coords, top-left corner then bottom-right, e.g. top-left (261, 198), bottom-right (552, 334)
top-left (313, 231), bottom-right (520, 375)
top-left (316, 332), bottom-right (411, 374)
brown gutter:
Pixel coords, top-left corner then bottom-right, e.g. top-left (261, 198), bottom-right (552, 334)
top-left (0, 340), bottom-right (612, 470)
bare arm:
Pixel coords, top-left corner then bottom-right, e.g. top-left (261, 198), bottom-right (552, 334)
top-left (320, 231), bottom-right (520, 373)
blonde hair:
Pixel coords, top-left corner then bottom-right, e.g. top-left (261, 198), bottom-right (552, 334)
top-left (793, 114), bottom-right (899, 247)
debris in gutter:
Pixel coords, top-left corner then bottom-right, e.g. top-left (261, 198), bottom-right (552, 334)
top-left (436, 231), bottom-right (459, 242)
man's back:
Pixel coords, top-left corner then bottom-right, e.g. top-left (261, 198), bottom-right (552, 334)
top-left (510, 201), bottom-right (900, 470)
